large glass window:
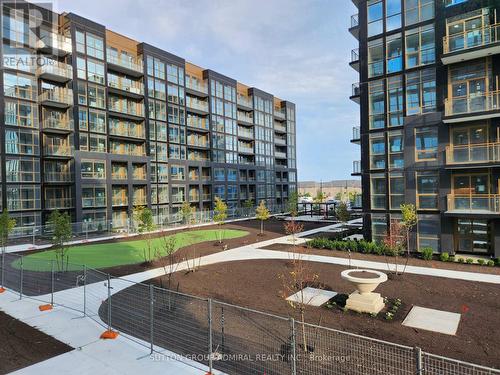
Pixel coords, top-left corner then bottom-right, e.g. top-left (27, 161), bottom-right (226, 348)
top-left (416, 171), bottom-right (438, 209)
top-left (415, 126), bottom-right (438, 161)
top-left (371, 214), bottom-right (387, 243)
top-left (405, 0), bottom-right (434, 26)
top-left (405, 25), bottom-right (435, 69)
top-left (368, 39), bottom-right (384, 78)
top-left (386, 33), bottom-right (402, 74)
top-left (369, 80), bottom-right (385, 129)
top-left (386, 0), bottom-right (402, 31)
top-left (387, 76), bottom-right (404, 127)
top-left (370, 133), bottom-right (386, 170)
top-left (417, 214), bottom-right (440, 251)
top-left (86, 33), bottom-right (104, 60)
top-left (371, 174), bottom-right (386, 209)
top-left (388, 130), bottom-right (404, 169)
top-left (389, 173), bottom-right (405, 209)
top-left (367, 0), bottom-right (383, 37)
top-left (406, 68), bottom-right (436, 115)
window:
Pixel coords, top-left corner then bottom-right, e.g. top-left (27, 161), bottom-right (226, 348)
top-left (89, 134), bottom-right (107, 153)
top-left (3, 72), bottom-right (37, 100)
top-left (368, 39), bottom-right (384, 78)
top-left (405, 0), bottom-right (434, 26)
top-left (449, 125), bottom-right (488, 163)
top-left (4, 99), bottom-right (38, 128)
top-left (5, 157), bottom-right (40, 182)
top-left (389, 173), bottom-right (404, 209)
top-left (388, 130), bottom-right (404, 169)
top-left (387, 76), bottom-right (403, 127)
top-left (367, 0), bottom-right (383, 37)
top-left (369, 80), bottom-right (385, 129)
top-left (371, 214), bottom-right (387, 243)
top-left (170, 165), bottom-right (185, 181)
top-left (214, 168), bottom-right (225, 181)
top-left (5, 129), bottom-right (39, 155)
top-left (386, 33), bottom-right (402, 74)
top-left (89, 110), bottom-right (106, 133)
top-left (415, 126), bottom-right (438, 161)
top-left (417, 214), bottom-right (440, 251)
top-left (86, 33), bottom-right (104, 60)
top-left (88, 84), bottom-right (105, 108)
top-left (167, 64), bottom-right (179, 84)
top-left (81, 160), bottom-right (105, 179)
top-left (82, 186), bottom-right (106, 208)
top-left (405, 25), bottom-right (435, 69)
top-left (370, 133), bottom-right (386, 169)
top-left (371, 174), bottom-right (386, 209)
top-left (77, 57), bottom-right (86, 79)
top-left (416, 171), bottom-right (438, 209)
top-left (7, 185), bottom-right (41, 211)
top-left (386, 0), bottom-right (402, 31)
top-left (77, 81), bottom-right (87, 105)
top-left (76, 30), bottom-right (85, 53)
top-left (406, 68), bottom-right (436, 115)
top-left (87, 59), bottom-right (105, 84)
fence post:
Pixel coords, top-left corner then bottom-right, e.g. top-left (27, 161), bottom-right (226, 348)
top-left (32, 226), bottom-right (36, 246)
top-left (107, 274), bottom-right (112, 331)
top-left (19, 257), bottom-right (23, 300)
top-left (83, 265), bottom-right (87, 317)
top-left (51, 260), bottom-right (55, 306)
top-left (414, 346), bottom-right (423, 375)
top-left (149, 284), bottom-right (154, 354)
top-left (1, 250), bottom-right (5, 290)
top-left (207, 298), bottom-right (213, 374)
top-left (290, 318), bottom-right (297, 375)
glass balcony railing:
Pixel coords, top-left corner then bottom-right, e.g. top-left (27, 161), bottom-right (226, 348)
top-left (202, 193), bottom-right (211, 201)
top-left (112, 197), bottom-right (128, 206)
top-left (108, 102), bottom-right (144, 117)
top-left (351, 48), bottom-right (359, 63)
top-left (274, 108), bottom-right (286, 119)
top-left (36, 61), bottom-right (73, 80)
top-left (189, 193), bottom-right (200, 202)
top-left (133, 196), bottom-right (147, 205)
top-left (275, 136), bottom-right (286, 145)
top-left (447, 194), bottom-right (500, 213)
top-left (112, 171), bottom-right (128, 180)
top-left (351, 14), bottom-right (359, 28)
top-left (446, 143), bottom-right (500, 164)
top-left (109, 123), bottom-right (145, 139)
top-left (352, 160), bottom-right (361, 174)
top-left (187, 117), bottom-right (209, 130)
top-left (443, 24), bottom-right (500, 54)
top-left (44, 172), bottom-right (73, 183)
top-left (171, 194), bottom-right (185, 203)
top-left (108, 79), bottom-right (144, 95)
top-left (275, 151), bottom-right (287, 158)
top-left (44, 144), bottom-right (73, 157)
top-left (238, 129), bottom-right (254, 138)
top-left (237, 95), bottom-right (253, 108)
top-left (37, 33), bottom-right (72, 54)
top-left (352, 83), bottom-right (360, 97)
top-left (186, 100), bottom-right (209, 112)
top-left (82, 197), bottom-right (106, 208)
top-left (42, 118), bottom-right (74, 132)
top-left (185, 78), bottom-right (208, 94)
top-left (274, 123), bottom-right (287, 132)
top-left (444, 90), bottom-right (500, 117)
top-left (45, 198), bottom-right (73, 209)
top-left (106, 49), bottom-right (143, 74)
top-left (39, 88), bottom-right (73, 106)
top-left (237, 112), bottom-right (254, 123)
top-left (352, 126), bottom-right (360, 140)
top-left (187, 138), bottom-right (209, 147)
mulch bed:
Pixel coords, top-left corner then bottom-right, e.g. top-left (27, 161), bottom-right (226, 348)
top-left (0, 311), bottom-right (72, 373)
top-left (258, 243), bottom-right (500, 275)
top-left (151, 259), bottom-right (500, 369)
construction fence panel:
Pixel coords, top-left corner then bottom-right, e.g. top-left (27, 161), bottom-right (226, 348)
top-left (422, 352), bottom-right (500, 375)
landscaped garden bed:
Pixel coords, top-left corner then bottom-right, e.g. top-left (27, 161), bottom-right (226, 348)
top-left (148, 259), bottom-right (500, 368)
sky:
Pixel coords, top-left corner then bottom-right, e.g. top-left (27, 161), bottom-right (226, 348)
top-left (54, 0), bottom-right (359, 182)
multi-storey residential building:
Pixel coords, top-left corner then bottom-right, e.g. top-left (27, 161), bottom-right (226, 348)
top-left (350, 0), bottom-right (500, 257)
top-left (0, 1), bottom-right (297, 229)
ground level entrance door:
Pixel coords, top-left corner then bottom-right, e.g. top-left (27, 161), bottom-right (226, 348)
top-left (454, 219), bottom-right (491, 254)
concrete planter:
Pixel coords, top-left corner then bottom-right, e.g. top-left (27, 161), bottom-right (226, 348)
top-left (341, 269), bottom-right (388, 314)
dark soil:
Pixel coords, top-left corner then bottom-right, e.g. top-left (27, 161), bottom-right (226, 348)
top-left (150, 259), bottom-right (500, 369)
top-left (348, 271), bottom-right (381, 279)
top-left (0, 311), bottom-right (72, 373)
top-left (259, 243), bottom-right (500, 275)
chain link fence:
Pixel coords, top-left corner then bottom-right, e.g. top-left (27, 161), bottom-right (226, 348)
top-left (1, 253), bottom-right (499, 375)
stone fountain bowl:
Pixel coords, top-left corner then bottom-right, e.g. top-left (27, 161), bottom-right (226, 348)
top-left (341, 269), bottom-right (388, 295)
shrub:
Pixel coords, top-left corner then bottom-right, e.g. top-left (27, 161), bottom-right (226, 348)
top-left (487, 260), bottom-right (495, 267)
top-left (420, 247), bottom-right (434, 261)
top-left (477, 259), bottom-right (485, 266)
top-left (439, 252), bottom-right (449, 262)
top-left (373, 243), bottom-right (386, 256)
top-left (495, 258), bottom-right (500, 266)
top-left (458, 258), bottom-right (465, 263)
top-left (466, 258), bottom-right (474, 264)
top-left (449, 255), bottom-right (455, 262)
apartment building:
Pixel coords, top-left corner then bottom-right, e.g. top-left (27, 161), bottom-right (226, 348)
top-left (0, 1), bottom-right (297, 229)
top-left (350, 0), bottom-right (500, 257)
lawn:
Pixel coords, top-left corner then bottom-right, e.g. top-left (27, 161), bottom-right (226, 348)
top-left (13, 229), bottom-right (248, 271)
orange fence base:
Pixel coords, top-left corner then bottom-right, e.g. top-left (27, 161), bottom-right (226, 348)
top-left (0, 287), bottom-right (5, 293)
top-left (100, 330), bottom-right (119, 340)
top-left (39, 304), bottom-right (53, 311)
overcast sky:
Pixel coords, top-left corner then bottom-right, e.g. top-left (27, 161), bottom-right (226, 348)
top-left (54, 0), bottom-right (359, 182)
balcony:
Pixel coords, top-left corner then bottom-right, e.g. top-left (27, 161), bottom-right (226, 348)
top-left (108, 102), bottom-right (145, 119)
top-left (185, 78), bottom-right (208, 96)
top-left (443, 90), bottom-right (500, 123)
top-left (274, 123), bottom-right (287, 133)
top-left (112, 171), bottom-right (128, 180)
top-left (442, 24), bottom-right (500, 65)
top-left (112, 197), bottom-right (129, 207)
top-left (187, 138), bottom-right (209, 148)
top-left (445, 142), bottom-right (500, 166)
top-left (350, 48), bottom-right (360, 72)
top-left (238, 128), bottom-right (254, 139)
top-left (133, 171), bottom-right (147, 180)
top-left (351, 126), bottom-right (360, 144)
top-left (44, 172), bottom-right (73, 183)
top-left (237, 112), bottom-right (254, 125)
top-left (275, 136), bottom-right (286, 146)
top-left (45, 197), bottom-right (73, 210)
top-left (275, 151), bottom-right (287, 159)
top-left (44, 144), bottom-right (73, 158)
top-left (82, 197), bottom-right (106, 208)
top-left (274, 108), bottom-right (286, 121)
top-left (133, 196), bottom-right (147, 206)
top-left (352, 160), bottom-right (361, 176)
top-left (350, 83), bottom-right (360, 104)
top-left (237, 95), bottom-right (253, 110)
top-left (39, 88), bottom-right (73, 108)
top-left (36, 61), bottom-right (73, 83)
top-left (186, 99), bottom-right (209, 113)
top-left (36, 33), bottom-right (72, 56)
top-left (239, 145), bottom-right (254, 154)
top-left (446, 194), bottom-right (500, 215)
top-left (189, 193), bottom-right (200, 202)
top-left (108, 79), bottom-right (144, 99)
top-left (109, 123), bottom-right (146, 139)
top-left (187, 117), bottom-right (209, 131)
top-left (106, 49), bottom-right (143, 77)
top-left (349, 14), bottom-right (359, 39)
top-left (42, 118), bottom-right (74, 133)
top-left (202, 193), bottom-right (211, 201)
top-left (171, 194), bottom-right (185, 204)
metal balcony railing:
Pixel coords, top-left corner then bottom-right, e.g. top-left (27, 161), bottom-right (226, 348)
top-left (352, 160), bottom-right (361, 174)
top-left (351, 48), bottom-right (359, 62)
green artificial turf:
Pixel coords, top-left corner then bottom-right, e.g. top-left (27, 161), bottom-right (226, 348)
top-left (12, 229), bottom-right (248, 272)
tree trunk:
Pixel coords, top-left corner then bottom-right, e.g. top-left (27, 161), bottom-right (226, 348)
top-left (260, 220), bottom-right (263, 235)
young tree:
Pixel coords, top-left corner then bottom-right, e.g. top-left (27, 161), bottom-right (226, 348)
top-left (335, 201), bottom-right (351, 223)
top-left (0, 209), bottom-right (16, 291)
top-left (313, 190), bottom-right (326, 204)
top-left (383, 219), bottom-right (406, 276)
top-left (255, 200), bottom-right (270, 236)
top-left (400, 203), bottom-right (418, 273)
top-left (213, 196), bottom-right (227, 244)
top-left (243, 199), bottom-right (254, 217)
top-left (155, 235), bottom-right (178, 289)
top-left (49, 210), bottom-right (72, 272)
top-left (133, 206), bottom-right (156, 263)
top-left (180, 201), bottom-right (195, 227)
top-left (288, 191), bottom-right (299, 217)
